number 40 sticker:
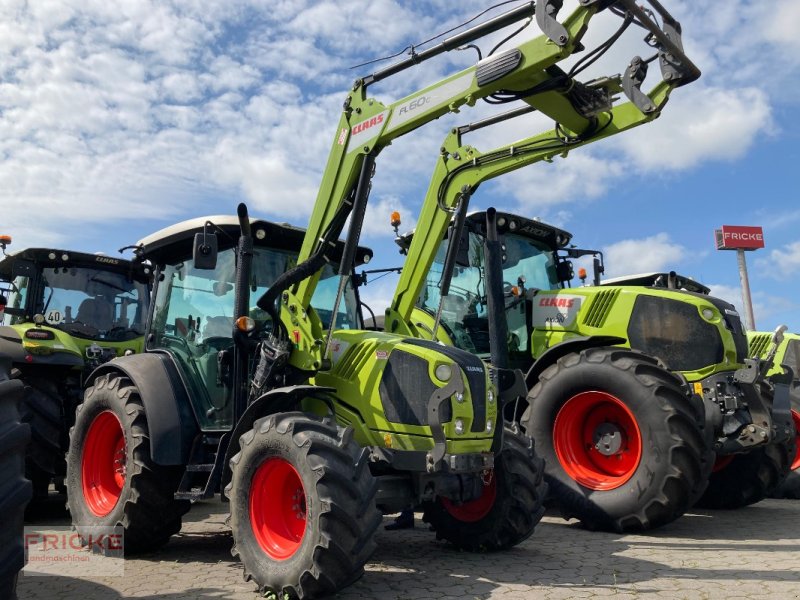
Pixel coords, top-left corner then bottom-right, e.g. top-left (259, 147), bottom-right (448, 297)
top-left (45, 310), bottom-right (63, 324)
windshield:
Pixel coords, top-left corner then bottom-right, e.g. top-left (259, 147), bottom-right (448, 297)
top-left (4, 267), bottom-right (148, 341)
top-left (419, 230), bottom-right (559, 357)
top-left (148, 244), bottom-right (360, 430)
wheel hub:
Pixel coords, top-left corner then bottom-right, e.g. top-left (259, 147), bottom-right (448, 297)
top-left (593, 423), bottom-right (623, 456)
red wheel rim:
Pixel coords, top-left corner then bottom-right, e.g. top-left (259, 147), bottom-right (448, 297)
top-left (81, 411), bottom-right (126, 517)
top-left (250, 457), bottom-right (307, 560)
top-left (790, 410), bottom-right (800, 472)
top-left (441, 472), bottom-right (497, 522)
top-left (553, 391), bottom-right (642, 490)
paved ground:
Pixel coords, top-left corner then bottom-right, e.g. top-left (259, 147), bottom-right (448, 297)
top-left (17, 497), bottom-right (800, 599)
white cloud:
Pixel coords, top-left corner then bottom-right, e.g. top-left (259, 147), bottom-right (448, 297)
top-left (758, 241), bottom-right (800, 276)
top-left (603, 233), bottom-right (688, 277)
top-left (615, 86), bottom-right (774, 171)
top-left (0, 0), bottom-right (797, 258)
top-left (762, 0), bottom-right (800, 57)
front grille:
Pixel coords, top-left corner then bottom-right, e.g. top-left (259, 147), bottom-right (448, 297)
top-left (379, 349), bottom-right (442, 426)
top-left (404, 338), bottom-right (487, 433)
top-left (628, 295), bottom-right (723, 372)
top-left (582, 289), bottom-right (619, 328)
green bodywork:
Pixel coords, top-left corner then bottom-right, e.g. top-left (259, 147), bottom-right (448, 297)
top-left (748, 331), bottom-right (800, 380)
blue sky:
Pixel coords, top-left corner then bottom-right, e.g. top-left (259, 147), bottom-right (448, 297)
top-left (1, 0), bottom-right (798, 333)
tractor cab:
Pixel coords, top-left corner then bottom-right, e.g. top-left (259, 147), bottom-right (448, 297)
top-left (0, 248), bottom-right (150, 345)
top-left (136, 215), bottom-right (372, 432)
top-left (397, 210), bottom-right (572, 367)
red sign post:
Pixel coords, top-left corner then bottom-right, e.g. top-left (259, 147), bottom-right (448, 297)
top-left (714, 225), bottom-right (764, 331)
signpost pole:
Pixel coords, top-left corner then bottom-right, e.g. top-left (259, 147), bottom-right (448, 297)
top-left (736, 248), bottom-right (756, 331)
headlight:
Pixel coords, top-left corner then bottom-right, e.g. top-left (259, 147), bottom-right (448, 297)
top-left (454, 391), bottom-right (464, 403)
top-left (454, 418), bottom-right (465, 435)
top-left (435, 364), bottom-right (452, 382)
top-left (702, 308), bottom-right (715, 320)
top-left (487, 389), bottom-right (495, 404)
top-left (486, 419), bottom-right (493, 433)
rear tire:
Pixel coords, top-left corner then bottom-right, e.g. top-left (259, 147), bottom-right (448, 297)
top-left (66, 373), bottom-right (190, 553)
top-left (20, 378), bottom-right (64, 499)
top-left (524, 347), bottom-right (713, 533)
top-left (696, 441), bottom-right (794, 508)
top-left (0, 364), bottom-right (33, 600)
top-left (422, 424), bottom-right (546, 551)
top-left (226, 412), bottom-right (381, 600)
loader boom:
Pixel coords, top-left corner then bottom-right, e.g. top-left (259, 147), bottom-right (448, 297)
top-left (261, 0), bottom-right (700, 373)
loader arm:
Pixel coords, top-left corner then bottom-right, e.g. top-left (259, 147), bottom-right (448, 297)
top-left (386, 73), bottom-right (676, 333)
top-left (262, 0), bottom-right (699, 372)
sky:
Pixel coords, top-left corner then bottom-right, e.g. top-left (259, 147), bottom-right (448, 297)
top-left (1, 0), bottom-right (798, 333)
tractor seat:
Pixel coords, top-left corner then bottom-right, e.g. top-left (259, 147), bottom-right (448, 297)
top-left (76, 298), bottom-right (114, 330)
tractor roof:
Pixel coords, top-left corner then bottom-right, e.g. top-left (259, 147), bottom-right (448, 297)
top-left (0, 247), bottom-right (143, 281)
top-left (137, 215), bottom-right (373, 267)
top-left (396, 209), bottom-right (572, 251)
top-left (600, 272), bottom-right (711, 294)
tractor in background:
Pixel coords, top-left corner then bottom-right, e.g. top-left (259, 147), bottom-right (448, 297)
top-left (394, 211), bottom-right (793, 531)
top-left (748, 329), bottom-right (800, 498)
top-left (0, 238), bottom-right (150, 500)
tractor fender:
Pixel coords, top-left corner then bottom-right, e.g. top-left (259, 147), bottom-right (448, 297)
top-left (220, 385), bottom-right (335, 489)
top-left (0, 326), bottom-right (84, 368)
top-left (526, 335), bottom-right (627, 389)
top-left (86, 352), bottom-right (198, 466)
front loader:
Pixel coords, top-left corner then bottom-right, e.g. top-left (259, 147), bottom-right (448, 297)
top-left (0, 240), bottom-right (150, 500)
top-left (68, 1), bottom-right (697, 597)
top-left (396, 212), bottom-right (793, 532)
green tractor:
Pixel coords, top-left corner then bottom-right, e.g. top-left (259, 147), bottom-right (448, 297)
top-left (748, 329), bottom-right (800, 498)
top-left (394, 211), bottom-right (793, 531)
top-left (67, 1), bottom-right (698, 596)
top-left (0, 355), bottom-right (32, 600)
top-left (0, 240), bottom-right (151, 499)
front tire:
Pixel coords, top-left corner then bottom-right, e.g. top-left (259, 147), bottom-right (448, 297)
top-left (66, 373), bottom-right (190, 553)
top-left (0, 365), bottom-right (32, 600)
top-left (422, 424), bottom-right (546, 551)
top-left (524, 347), bottom-right (713, 533)
top-left (226, 412), bottom-right (381, 600)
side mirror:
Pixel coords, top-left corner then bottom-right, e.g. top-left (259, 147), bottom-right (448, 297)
top-left (193, 233), bottom-right (218, 270)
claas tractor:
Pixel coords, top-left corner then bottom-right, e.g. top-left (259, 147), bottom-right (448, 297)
top-left (748, 329), bottom-right (800, 499)
top-left (396, 212), bottom-right (793, 532)
top-left (0, 238), bottom-right (150, 500)
top-left (68, 0), bottom-right (698, 596)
